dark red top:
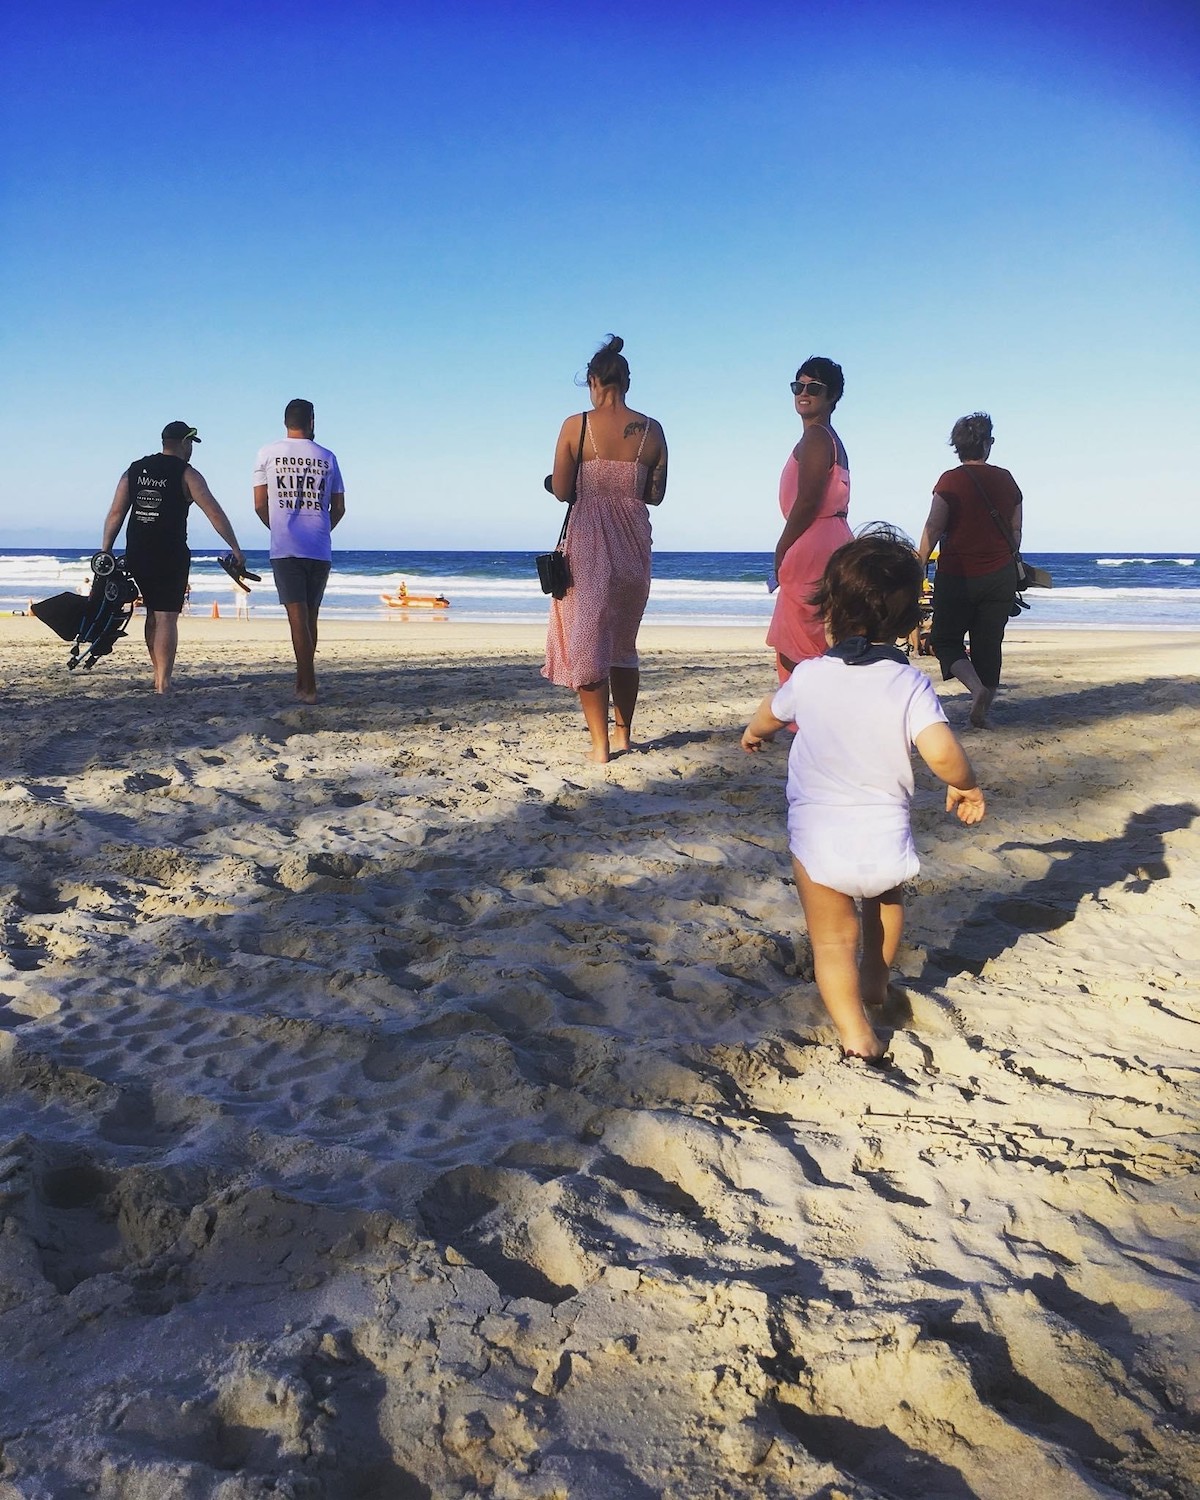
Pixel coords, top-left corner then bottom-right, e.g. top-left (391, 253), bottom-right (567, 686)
top-left (933, 464), bottom-right (1023, 577)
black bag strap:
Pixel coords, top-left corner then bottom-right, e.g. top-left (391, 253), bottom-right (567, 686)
top-left (963, 466), bottom-right (1022, 567)
top-left (555, 412), bottom-right (587, 550)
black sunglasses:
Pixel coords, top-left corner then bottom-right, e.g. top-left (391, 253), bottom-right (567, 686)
top-left (791, 380), bottom-right (827, 396)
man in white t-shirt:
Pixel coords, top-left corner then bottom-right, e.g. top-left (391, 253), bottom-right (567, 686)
top-left (253, 399), bottom-right (345, 703)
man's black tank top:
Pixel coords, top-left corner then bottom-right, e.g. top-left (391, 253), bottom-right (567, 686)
top-left (124, 454), bottom-right (191, 562)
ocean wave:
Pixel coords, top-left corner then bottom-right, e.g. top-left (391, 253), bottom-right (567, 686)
top-left (0, 554), bottom-right (93, 580)
top-left (1037, 586), bottom-right (1200, 599)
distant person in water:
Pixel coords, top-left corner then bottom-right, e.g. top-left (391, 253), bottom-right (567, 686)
top-left (743, 528), bottom-right (985, 1065)
top-left (253, 399), bottom-right (345, 704)
top-left (101, 421), bottom-right (247, 694)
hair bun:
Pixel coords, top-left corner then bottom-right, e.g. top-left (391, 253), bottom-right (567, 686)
top-left (585, 335), bottom-right (631, 393)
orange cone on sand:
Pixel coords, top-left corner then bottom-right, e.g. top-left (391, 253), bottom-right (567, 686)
top-left (211, 601), bottom-right (220, 619)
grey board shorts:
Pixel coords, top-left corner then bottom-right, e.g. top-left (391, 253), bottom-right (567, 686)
top-left (272, 557), bottom-right (330, 611)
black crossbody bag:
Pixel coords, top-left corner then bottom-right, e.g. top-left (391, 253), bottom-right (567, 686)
top-left (536, 412), bottom-right (587, 599)
top-left (963, 467), bottom-right (1052, 596)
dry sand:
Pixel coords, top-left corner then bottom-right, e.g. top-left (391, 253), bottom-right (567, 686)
top-left (0, 614), bottom-right (1197, 1500)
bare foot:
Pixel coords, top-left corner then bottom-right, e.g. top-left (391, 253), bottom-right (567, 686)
top-left (295, 689), bottom-right (318, 705)
top-left (611, 723), bottom-right (632, 755)
top-left (584, 746), bottom-right (610, 764)
top-left (865, 984), bottom-right (912, 1024)
top-left (840, 1046), bottom-right (892, 1069)
top-left (836, 1017), bottom-right (884, 1060)
top-left (860, 966), bottom-right (889, 1008)
top-left (969, 687), bottom-right (994, 728)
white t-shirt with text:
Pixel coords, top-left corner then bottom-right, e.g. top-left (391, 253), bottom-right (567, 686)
top-left (253, 438), bottom-right (344, 562)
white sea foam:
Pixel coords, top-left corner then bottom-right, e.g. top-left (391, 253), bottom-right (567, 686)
top-left (0, 554), bottom-right (92, 584)
top-left (1039, 586), bottom-right (1200, 599)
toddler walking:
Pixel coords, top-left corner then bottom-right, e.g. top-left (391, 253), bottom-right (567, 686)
top-left (742, 528), bottom-right (985, 1064)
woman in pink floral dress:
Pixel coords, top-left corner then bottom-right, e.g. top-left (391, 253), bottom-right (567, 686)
top-left (543, 336), bottom-right (668, 762)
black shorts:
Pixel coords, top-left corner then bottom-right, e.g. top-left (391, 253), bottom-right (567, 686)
top-left (127, 554), bottom-right (189, 613)
top-left (272, 556), bottom-right (331, 611)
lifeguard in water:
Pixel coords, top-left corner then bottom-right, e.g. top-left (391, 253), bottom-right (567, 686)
top-left (380, 578), bottom-right (450, 609)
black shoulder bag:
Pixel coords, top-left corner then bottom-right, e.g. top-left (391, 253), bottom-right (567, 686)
top-left (536, 412), bottom-right (587, 599)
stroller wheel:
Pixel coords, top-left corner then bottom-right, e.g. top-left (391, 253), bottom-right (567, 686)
top-left (91, 551), bottom-right (117, 577)
top-left (104, 580), bottom-right (121, 601)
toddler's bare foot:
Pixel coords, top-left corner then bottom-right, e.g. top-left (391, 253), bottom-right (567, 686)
top-left (865, 984), bottom-right (912, 1024)
top-left (840, 1046), bottom-right (893, 1069)
top-left (836, 1017), bottom-right (884, 1061)
top-left (860, 964), bottom-right (890, 1008)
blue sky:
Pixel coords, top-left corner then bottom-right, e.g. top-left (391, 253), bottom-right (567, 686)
top-left (2, 0), bottom-right (1197, 552)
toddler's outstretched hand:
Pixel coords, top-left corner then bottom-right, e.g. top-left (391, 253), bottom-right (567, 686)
top-left (743, 695), bottom-right (786, 753)
top-left (946, 784), bottom-right (986, 824)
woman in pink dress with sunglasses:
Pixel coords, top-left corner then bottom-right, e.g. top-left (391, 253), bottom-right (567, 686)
top-left (766, 357), bottom-right (852, 677)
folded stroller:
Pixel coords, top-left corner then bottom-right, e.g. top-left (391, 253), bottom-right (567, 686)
top-left (31, 552), bottom-right (142, 670)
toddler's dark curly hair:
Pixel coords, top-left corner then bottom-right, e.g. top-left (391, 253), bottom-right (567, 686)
top-left (811, 524), bottom-right (923, 643)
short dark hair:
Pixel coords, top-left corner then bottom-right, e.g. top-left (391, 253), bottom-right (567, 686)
top-left (285, 398), bottom-right (315, 430)
top-left (796, 356), bottom-right (844, 408)
top-left (586, 334), bottom-right (630, 393)
top-left (950, 411), bottom-right (992, 461)
top-left (811, 524), bottom-right (922, 643)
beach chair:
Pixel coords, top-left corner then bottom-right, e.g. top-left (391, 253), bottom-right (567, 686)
top-left (31, 552), bottom-right (141, 671)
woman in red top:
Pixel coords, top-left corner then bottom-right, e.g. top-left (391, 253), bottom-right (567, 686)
top-left (918, 412), bottom-right (1023, 729)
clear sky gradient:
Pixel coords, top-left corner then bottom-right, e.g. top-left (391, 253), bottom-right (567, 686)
top-left (2, 0), bottom-right (1197, 552)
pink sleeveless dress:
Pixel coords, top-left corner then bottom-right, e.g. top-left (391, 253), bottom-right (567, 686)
top-left (766, 429), bottom-right (851, 663)
top-left (543, 419), bottom-right (654, 690)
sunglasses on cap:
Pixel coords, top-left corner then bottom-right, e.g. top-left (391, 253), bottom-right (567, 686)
top-left (790, 380), bottom-right (827, 396)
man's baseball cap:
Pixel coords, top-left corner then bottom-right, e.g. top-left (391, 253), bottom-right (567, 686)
top-left (162, 421), bottom-right (200, 443)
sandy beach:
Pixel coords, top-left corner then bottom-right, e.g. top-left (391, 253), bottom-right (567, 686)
top-left (0, 614), bottom-right (1197, 1499)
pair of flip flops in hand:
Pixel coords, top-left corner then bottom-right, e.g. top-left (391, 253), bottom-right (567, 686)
top-left (218, 554), bottom-right (262, 592)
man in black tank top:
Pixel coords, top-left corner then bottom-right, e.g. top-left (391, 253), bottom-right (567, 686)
top-left (100, 421), bottom-right (247, 693)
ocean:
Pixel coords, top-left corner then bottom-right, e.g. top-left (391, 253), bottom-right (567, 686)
top-left (3, 548), bottom-right (1198, 631)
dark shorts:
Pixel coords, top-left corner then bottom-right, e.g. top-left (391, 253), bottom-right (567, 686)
top-left (272, 556), bottom-right (331, 611)
top-left (127, 553), bottom-right (189, 613)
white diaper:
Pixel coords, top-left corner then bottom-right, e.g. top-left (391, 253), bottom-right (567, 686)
top-left (787, 804), bottom-right (919, 899)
